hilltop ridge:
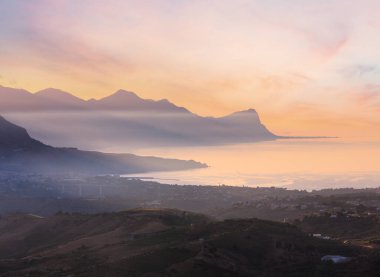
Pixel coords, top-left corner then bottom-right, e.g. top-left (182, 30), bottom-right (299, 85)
top-left (0, 116), bottom-right (206, 174)
top-left (0, 116), bottom-right (45, 151)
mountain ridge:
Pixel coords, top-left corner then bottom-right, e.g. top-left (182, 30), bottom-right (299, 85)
top-left (1, 85), bottom-right (278, 148)
top-left (0, 116), bottom-right (207, 174)
top-left (0, 116), bottom-right (46, 151)
top-left (0, 85), bottom-right (191, 113)
top-left (1, 85), bottom-right (260, 117)
top-left (36, 88), bottom-right (86, 104)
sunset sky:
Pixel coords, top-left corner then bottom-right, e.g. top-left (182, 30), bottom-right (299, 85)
top-left (1, 0), bottom-right (380, 137)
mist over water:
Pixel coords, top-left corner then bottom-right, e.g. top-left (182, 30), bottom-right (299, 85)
top-left (3, 112), bottom-right (379, 190)
top-left (3, 110), bottom-right (274, 151)
top-left (125, 139), bottom-right (380, 190)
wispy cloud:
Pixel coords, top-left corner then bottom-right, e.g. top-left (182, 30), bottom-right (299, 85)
top-left (0, 0), bottom-right (380, 136)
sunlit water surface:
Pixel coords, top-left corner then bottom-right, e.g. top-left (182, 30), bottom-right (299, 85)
top-left (124, 139), bottom-right (380, 191)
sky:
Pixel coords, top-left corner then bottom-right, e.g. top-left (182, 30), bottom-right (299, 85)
top-left (1, 0), bottom-right (380, 138)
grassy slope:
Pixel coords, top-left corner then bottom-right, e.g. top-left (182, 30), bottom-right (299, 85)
top-left (0, 209), bottom-right (377, 277)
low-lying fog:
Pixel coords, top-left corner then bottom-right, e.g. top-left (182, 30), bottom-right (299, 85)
top-left (4, 112), bottom-right (379, 190)
top-left (4, 111), bottom-right (274, 150)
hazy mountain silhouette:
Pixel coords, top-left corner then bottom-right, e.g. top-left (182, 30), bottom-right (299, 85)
top-left (1, 85), bottom-right (277, 149)
top-left (35, 88), bottom-right (87, 109)
top-left (89, 89), bottom-right (190, 112)
top-left (0, 116), bottom-right (206, 174)
top-left (0, 86), bottom-right (189, 112)
top-left (0, 86), bottom-right (41, 110)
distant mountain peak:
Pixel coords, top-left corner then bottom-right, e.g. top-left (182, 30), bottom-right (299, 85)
top-left (115, 89), bottom-right (139, 95)
top-left (232, 108), bottom-right (258, 115)
top-left (102, 89), bottom-right (142, 101)
top-left (0, 85), bottom-right (33, 95)
top-left (93, 89), bottom-right (189, 113)
top-left (0, 85), bottom-right (191, 113)
top-left (35, 88), bottom-right (85, 103)
top-left (225, 108), bottom-right (259, 117)
top-left (221, 108), bottom-right (263, 125)
top-left (37, 88), bottom-right (70, 94)
top-left (158, 99), bottom-right (171, 104)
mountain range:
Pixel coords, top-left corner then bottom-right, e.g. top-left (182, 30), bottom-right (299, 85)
top-left (1, 85), bottom-right (277, 149)
top-left (0, 85), bottom-right (190, 112)
top-left (0, 116), bottom-right (206, 175)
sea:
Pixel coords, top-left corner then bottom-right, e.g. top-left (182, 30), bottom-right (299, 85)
top-left (124, 138), bottom-right (380, 191)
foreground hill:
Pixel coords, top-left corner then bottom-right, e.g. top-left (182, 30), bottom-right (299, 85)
top-left (1, 85), bottom-right (277, 148)
top-left (0, 116), bottom-right (206, 174)
top-left (0, 209), bottom-right (376, 276)
top-left (297, 214), bottom-right (380, 248)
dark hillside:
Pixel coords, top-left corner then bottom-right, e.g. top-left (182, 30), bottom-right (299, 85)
top-left (0, 209), bottom-right (372, 277)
